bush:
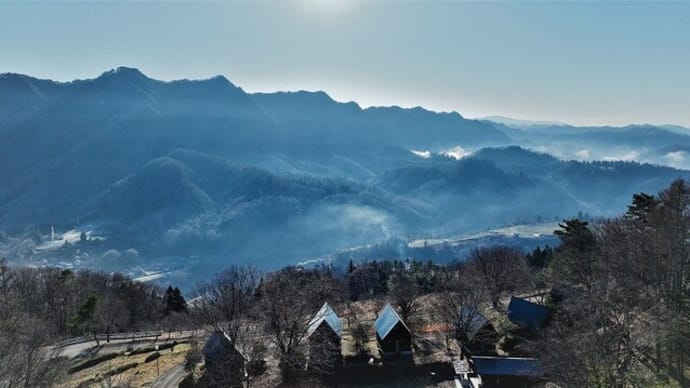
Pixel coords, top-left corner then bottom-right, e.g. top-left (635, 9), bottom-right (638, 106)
top-left (128, 341), bottom-right (178, 356)
top-left (107, 362), bottom-right (138, 376)
top-left (69, 352), bottom-right (120, 374)
top-left (144, 352), bottom-right (160, 363)
top-left (184, 342), bottom-right (202, 371)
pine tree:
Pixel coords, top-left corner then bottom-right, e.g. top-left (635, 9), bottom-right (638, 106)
top-left (625, 192), bottom-right (658, 223)
top-left (165, 286), bottom-right (187, 313)
top-left (553, 219), bottom-right (597, 288)
top-left (70, 295), bottom-right (100, 344)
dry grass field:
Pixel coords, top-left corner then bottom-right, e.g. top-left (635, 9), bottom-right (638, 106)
top-left (59, 342), bottom-right (191, 387)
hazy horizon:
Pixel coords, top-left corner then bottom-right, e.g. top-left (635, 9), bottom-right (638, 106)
top-left (3, 64), bottom-right (689, 131)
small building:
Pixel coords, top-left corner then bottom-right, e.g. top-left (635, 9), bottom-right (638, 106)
top-left (374, 303), bottom-right (413, 357)
top-left (458, 305), bottom-right (498, 354)
top-left (201, 330), bottom-right (245, 388)
top-left (470, 356), bottom-right (545, 388)
top-left (507, 297), bottom-right (550, 330)
top-left (307, 302), bottom-right (343, 372)
top-left (307, 302), bottom-right (343, 340)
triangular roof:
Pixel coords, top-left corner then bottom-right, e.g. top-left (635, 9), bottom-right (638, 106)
top-left (202, 330), bottom-right (245, 363)
top-left (458, 305), bottom-right (490, 340)
top-left (374, 303), bottom-right (411, 339)
top-left (507, 296), bottom-right (549, 330)
top-left (307, 302), bottom-right (342, 338)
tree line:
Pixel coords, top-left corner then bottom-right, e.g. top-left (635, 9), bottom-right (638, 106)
top-left (0, 264), bottom-right (187, 387)
top-left (2, 180), bottom-right (689, 387)
top-left (528, 180), bottom-right (690, 387)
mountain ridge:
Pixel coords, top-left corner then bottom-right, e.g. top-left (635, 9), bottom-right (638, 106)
top-left (2, 66), bottom-right (690, 284)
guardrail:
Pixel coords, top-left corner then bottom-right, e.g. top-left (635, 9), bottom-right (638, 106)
top-left (56, 331), bottom-right (163, 347)
top-left (57, 336), bottom-right (88, 347)
top-left (56, 329), bottom-right (202, 348)
top-left (95, 331), bottom-right (163, 341)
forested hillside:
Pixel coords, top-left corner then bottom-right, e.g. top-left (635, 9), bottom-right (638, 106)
top-left (2, 180), bottom-right (688, 387)
top-left (1, 68), bottom-right (690, 286)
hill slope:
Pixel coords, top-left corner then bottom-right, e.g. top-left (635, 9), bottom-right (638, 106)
top-left (1, 68), bottom-right (689, 284)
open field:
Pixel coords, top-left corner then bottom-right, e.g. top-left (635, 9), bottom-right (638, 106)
top-left (408, 222), bottom-right (560, 248)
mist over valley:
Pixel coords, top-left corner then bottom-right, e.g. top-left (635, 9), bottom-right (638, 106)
top-left (2, 67), bottom-right (688, 290)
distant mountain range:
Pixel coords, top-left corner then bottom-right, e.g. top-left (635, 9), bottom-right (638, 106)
top-left (1, 67), bottom-right (689, 284)
top-left (478, 116), bottom-right (569, 128)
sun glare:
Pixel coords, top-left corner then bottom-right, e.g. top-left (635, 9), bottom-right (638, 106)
top-left (298, 0), bottom-right (353, 16)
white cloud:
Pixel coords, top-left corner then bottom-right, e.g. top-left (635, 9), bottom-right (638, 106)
top-left (575, 149), bottom-right (590, 159)
top-left (665, 150), bottom-right (686, 163)
top-left (603, 150), bottom-right (640, 162)
top-left (442, 145), bottom-right (471, 160)
top-left (410, 149), bottom-right (431, 159)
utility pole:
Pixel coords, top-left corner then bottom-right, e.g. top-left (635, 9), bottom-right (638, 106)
top-left (155, 345), bottom-right (160, 377)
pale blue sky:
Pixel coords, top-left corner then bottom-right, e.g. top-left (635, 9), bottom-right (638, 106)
top-left (1, 1), bottom-right (689, 126)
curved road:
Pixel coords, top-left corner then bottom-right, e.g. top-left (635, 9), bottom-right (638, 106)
top-left (56, 330), bottom-right (201, 359)
top-left (152, 365), bottom-right (188, 388)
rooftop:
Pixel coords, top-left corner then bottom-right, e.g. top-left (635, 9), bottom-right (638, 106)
top-left (471, 356), bottom-right (544, 377)
top-left (507, 296), bottom-right (550, 330)
top-left (374, 303), bottom-right (412, 339)
top-left (307, 302), bottom-right (343, 338)
top-left (458, 305), bottom-right (490, 339)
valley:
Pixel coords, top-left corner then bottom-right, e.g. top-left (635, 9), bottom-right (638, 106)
top-left (1, 68), bottom-right (689, 289)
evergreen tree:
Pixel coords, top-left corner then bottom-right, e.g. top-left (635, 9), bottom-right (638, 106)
top-left (625, 192), bottom-right (658, 223)
top-left (165, 286), bottom-right (187, 313)
top-left (553, 218), bottom-right (597, 289)
top-left (526, 246), bottom-right (554, 269)
top-left (554, 219), bottom-right (596, 252)
top-left (70, 295), bottom-right (100, 344)
top-left (347, 259), bottom-right (355, 274)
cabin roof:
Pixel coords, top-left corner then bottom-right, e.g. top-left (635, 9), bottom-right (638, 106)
top-left (202, 330), bottom-right (244, 363)
top-left (507, 296), bottom-right (549, 330)
top-left (307, 302), bottom-right (342, 338)
top-left (375, 303), bottom-right (411, 339)
top-left (459, 305), bottom-right (490, 339)
top-left (471, 356), bottom-right (544, 377)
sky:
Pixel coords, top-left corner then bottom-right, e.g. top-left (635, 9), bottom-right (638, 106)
top-left (1, 1), bottom-right (689, 127)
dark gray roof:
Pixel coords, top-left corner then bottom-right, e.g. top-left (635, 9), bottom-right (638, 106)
top-left (507, 296), bottom-right (549, 330)
top-left (472, 356), bottom-right (544, 377)
top-left (307, 302), bottom-right (342, 338)
top-left (203, 330), bottom-right (243, 363)
top-left (374, 303), bottom-right (411, 339)
top-left (458, 305), bottom-right (489, 339)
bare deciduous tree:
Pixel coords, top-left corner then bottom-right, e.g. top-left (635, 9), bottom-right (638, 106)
top-left (468, 246), bottom-right (529, 308)
top-left (193, 265), bottom-right (265, 387)
top-left (433, 267), bottom-right (492, 350)
top-left (194, 266), bottom-right (259, 342)
top-left (256, 267), bottom-right (344, 383)
top-left (387, 270), bottom-right (420, 322)
top-left (96, 292), bottom-right (130, 343)
top-left (345, 302), bottom-right (372, 356)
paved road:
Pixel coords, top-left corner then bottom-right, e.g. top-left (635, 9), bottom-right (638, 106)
top-left (152, 365), bottom-right (188, 388)
top-left (56, 330), bottom-right (201, 359)
top-left (57, 337), bottom-right (134, 359)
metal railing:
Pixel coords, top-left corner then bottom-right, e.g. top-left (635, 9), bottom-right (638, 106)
top-left (56, 331), bottom-right (163, 347)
